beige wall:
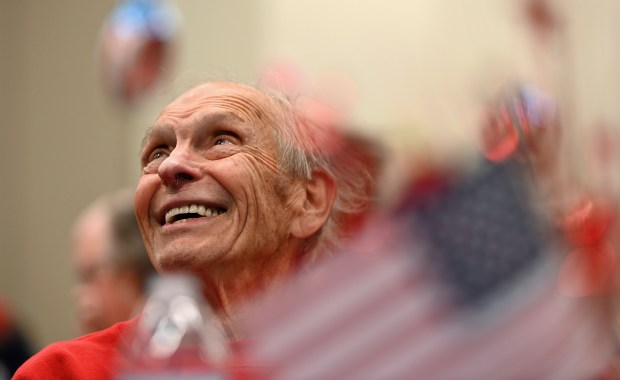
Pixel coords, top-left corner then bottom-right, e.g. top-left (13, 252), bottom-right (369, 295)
top-left (0, 0), bottom-right (129, 347)
top-left (2, 0), bottom-right (619, 350)
top-left (0, 0), bottom-right (28, 338)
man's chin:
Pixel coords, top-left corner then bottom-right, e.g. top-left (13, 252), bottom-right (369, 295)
top-left (153, 248), bottom-right (221, 273)
top-left (154, 254), bottom-right (196, 272)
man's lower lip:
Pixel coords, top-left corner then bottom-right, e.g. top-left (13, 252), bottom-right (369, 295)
top-left (161, 216), bottom-right (215, 229)
top-left (162, 213), bottom-right (224, 229)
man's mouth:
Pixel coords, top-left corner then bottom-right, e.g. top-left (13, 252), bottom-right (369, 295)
top-left (164, 204), bottom-right (226, 225)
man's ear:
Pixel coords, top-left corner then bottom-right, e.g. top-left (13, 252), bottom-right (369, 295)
top-left (291, 169), bottom-right (336, 239)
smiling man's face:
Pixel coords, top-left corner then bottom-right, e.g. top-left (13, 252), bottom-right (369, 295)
top-left (135, 82), bottom-right (304, 276)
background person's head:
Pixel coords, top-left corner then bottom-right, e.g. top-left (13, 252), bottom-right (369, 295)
top-left (72, 189), bottom-right (155, 334)
top-left (134, 81), bottom-right (377, 323)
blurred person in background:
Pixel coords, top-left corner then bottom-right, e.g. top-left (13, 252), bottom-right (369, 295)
top-left (71, 189), bottom-right (156, 334)
top-left (14, 81), bottom-right (378, 379)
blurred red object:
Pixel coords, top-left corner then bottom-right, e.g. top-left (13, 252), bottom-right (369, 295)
top-left (558, 242), bottom-right (617, 297)
top-left (559, 196), bottom-right (615, 247)
top-left (524, 0), bottom-right (561, 41)
top-left (481, 105), bottom-right (520, 162)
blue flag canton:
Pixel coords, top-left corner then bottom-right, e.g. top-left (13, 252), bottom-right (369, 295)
top-left (405, 160), bottom-right (546, 306)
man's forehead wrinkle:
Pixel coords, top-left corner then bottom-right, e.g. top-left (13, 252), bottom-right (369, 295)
top-left (166, 97), bottom-right (269, 124)
top-left (164, 84), bottom-right (274, 125)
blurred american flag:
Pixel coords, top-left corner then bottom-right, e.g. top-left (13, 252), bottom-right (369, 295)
top-left (242, 159), bottom-right (614, 380)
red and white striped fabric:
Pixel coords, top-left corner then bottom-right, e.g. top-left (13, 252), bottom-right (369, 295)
top-left (243, 160), bottom-right (615, 380)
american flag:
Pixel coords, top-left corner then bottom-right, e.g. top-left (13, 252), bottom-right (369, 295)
top-left (242, 159), bottom-right (615, 380)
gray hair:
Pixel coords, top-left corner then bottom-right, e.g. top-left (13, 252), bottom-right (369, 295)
top-left (261, 88), bottom-right (382, 262)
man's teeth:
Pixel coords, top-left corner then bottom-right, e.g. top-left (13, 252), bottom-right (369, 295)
top-left (165, 204), bottom-right (222, 224)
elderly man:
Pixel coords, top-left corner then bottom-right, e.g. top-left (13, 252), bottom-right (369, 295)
top-left (14, 81), bottom-right (375, 379)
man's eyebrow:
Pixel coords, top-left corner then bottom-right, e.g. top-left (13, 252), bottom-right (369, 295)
top-left (140, 111), bottom-right (248, 150)
top-left (140, 125), bottom-right (158, 150)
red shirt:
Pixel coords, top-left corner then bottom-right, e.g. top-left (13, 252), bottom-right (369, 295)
top-left (14, 318), bottom-right (264, 379)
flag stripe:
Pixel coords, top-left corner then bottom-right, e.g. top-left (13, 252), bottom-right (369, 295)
top-left (256, 248), bottom-right (420, 361)
top-left (273, 252), bottom-right (447, 379)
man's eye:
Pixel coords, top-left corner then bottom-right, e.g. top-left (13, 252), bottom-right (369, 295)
top-left (212, 131), bottom-right (240, 147)
top-left (142, 148), bottom-right (169, 173)
top-left (214, 139), bottom-right (232, 146)
top-left (149, 149), bottom-right (168, 162)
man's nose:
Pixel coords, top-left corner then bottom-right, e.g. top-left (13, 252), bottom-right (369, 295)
top-left (157, 149), bottom-right (202, 189)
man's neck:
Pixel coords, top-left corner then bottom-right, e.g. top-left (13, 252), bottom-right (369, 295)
top-left (198, 247), bottom-right (304, 339)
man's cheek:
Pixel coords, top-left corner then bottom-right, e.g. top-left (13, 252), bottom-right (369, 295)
top-left (134, 176), bottom-right (156, 214)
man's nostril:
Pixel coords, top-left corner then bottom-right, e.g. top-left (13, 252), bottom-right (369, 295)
top-left (174, 172), bottom-right (194, 185)
top-left (177, 173), bottom-right (193, 180)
